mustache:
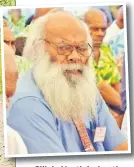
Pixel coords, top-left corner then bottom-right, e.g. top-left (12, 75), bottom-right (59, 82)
top-left (60, 64), bottom-right (85, 72)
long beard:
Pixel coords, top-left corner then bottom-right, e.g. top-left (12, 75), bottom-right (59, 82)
top-left (33, 53), bottom-right (97, 121)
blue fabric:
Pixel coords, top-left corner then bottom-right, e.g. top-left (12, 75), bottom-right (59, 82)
top-left (109, 29), bottom-right (124, 58)
top-left (108, 29), bottom-right (126, 114)
top-left (7, 70), bottom-right (127, 154)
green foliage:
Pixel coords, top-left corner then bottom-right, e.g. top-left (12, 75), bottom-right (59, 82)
top-left (0, 0), bottom-right (16, 6)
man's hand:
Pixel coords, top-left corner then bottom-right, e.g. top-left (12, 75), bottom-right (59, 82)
top-left (114, 141), bottom-right (128, 151)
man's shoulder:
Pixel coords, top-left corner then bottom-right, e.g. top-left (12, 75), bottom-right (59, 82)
top-left (8, 70), bottom-right (49, 110)
top-left (7, 96), bottom-right (53, 128)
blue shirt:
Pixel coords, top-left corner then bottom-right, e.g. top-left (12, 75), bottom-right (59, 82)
top-left (7, 70), bottom-right (126, 154)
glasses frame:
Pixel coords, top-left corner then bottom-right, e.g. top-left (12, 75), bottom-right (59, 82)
top-left (43, 38), bottom-right (94, 57)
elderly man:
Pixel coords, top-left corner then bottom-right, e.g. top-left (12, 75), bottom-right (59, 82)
top-left (84, 8), bottom-right (123, 128)
top-left (7, 11), bottom-right (127, 154)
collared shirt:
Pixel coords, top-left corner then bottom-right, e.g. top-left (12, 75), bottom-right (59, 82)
top-left (7, 70), bottom-right (126, 154)
top-left (92, 44), bottom-right (121, 85)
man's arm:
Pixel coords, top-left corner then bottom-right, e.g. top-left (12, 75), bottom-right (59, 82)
top-left (98, 81), bottom-right (121, 107)
top-left (114, 141), bottom-right (128, 151)
top-left (112, 82), bottom-right (121, 93)
top-left (7, 97), bottom-right (66, 154)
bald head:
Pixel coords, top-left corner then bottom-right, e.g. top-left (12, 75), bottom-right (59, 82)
top-left (84, 8), bottom-right (107, 25)
top-left (45, 11), bottom-right (89, 44)
top-left (84, 8), bottom-right (108, 48)
top-left (4, 43), bottom-right (18, 98)
top-left (23, 10), bottom-right (92, 63)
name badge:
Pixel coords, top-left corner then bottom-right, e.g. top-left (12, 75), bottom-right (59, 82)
top-left (94, 127), bottom-right (106, 142)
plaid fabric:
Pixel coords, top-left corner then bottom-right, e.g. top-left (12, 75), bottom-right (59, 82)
top-left (92, 44), bottom-right (121, 85)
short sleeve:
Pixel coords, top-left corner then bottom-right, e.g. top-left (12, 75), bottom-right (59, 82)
top-left (7, 97), bottom-right (66, 154)
top-left (97, 96), bottom-right (127, 151)
top-left (111, 64), bottom-right (121, 85)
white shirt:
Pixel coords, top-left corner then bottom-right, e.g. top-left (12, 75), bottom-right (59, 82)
top-left (103, 21), bottom-right (121, 44)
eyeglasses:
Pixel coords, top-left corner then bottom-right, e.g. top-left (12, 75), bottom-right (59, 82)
top-left (43, 38), bottom-right (93, 57)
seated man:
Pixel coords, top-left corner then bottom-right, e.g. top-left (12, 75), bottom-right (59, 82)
top-left (4, 43), bottom-right (27, 154)
top-left (7, 10), bottom-right (127, 154)
top-left (84, 8), bottom-right (122, 128)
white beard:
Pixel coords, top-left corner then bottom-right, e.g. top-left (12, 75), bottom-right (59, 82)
top-left (33, 53), bottom-right (97, 121)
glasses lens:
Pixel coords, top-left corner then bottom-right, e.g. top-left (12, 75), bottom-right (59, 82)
top-left (58, 44), bottom-right (73, 55)
top-left (77, 44), bottom-right (88, 55)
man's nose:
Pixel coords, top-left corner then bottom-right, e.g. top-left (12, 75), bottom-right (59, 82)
top-left (67, 49), bottom-right (81, 64)
top-left (97, 28), bottom-right (105, 36)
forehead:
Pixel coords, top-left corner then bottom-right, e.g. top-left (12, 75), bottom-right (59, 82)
top-left (89, 22), bottom-right (107, 29)
top-left (45, 12), bottom-right (88, 44)
top-left (86, 10), bottom-right (108, 28)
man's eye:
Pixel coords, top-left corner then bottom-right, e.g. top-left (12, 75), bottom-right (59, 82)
top-left (59, 45), bottom-right (72, 51)
top-left (58, 45), bottom-right (67, 51)
top-left (65, 45), bottom-right (72, 51)
top-left (77, 46), bottom-right (88, 52)
top-left (91, 28), bottom-right (98, 31)
top-left (101, 28), bottom-right (106, 32)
